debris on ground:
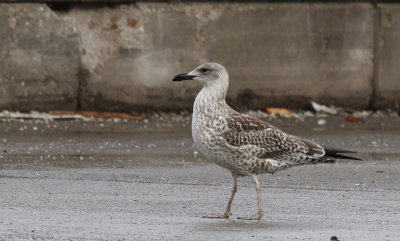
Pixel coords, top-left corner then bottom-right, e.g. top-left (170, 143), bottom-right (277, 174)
top-left (0, 110), bottom-right (146, 122)
top-left (51, 111), bottom-right (146, 120)
top-left (317, 119), bottom-right (327, 125)
top-left (265, 107), bottom-right (293, 116)
top-left (0, 105), bottom-right (397, 124)
top-left (345, 116), bottom-right (363, 122)
top-left (311, 101), bottom-right (339, 115)
top-left (0, 111), bottom-right (88, 122)
top-left (351, 110), bottom-right (371, 118)
top-left (248, 110), bottom-right (315, 122)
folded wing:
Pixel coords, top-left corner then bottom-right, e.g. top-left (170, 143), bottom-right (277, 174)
top-left (222, 113), bottom-right (325, 162)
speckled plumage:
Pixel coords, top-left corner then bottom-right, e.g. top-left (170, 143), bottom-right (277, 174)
top-left (191, 63), bottom-right (328, 177)
top-left (173, 63), bottom-right (358, 220)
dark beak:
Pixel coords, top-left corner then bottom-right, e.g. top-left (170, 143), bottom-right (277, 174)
top-left (173, 73), bottom-right (196, 82)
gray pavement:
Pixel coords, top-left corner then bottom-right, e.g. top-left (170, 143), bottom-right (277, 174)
top-left (0, 113), bottom-right (400, 240)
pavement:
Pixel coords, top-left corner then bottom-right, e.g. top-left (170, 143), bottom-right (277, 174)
top-left (0, 112), bottom-right (399, 241)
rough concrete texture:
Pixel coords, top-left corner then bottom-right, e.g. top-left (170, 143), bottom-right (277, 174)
top-left (0, 115), bottom-right (400, 240)
top-left (204, 4), bottom-right (374, 109)
top-left (56, 3), bottom-right (374, 111)
top-left (59, 3), bottom-right (209, 111)
top-left (3, 3), bottom-right (400, 112)
top-left (0, 4), bottom-right (80, 112)
top-left (375, 4), bottom-right (400, 109)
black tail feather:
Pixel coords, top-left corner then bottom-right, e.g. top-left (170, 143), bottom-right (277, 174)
top-left (325, 148), bottom-right (357, 154)
top-left (324, 148), bottom-right (361, 161)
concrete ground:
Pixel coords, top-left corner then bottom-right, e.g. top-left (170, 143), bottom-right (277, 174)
top-left (0, 112), bottom-right (399, 241)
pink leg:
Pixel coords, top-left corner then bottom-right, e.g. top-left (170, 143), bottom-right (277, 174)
top-left (237, 175), bottom-right (264, 220)
top-left (203, 174), bottom-right (238, 219)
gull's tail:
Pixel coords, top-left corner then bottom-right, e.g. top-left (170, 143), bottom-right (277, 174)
top-left (324, 148), bottom-right (361, 161)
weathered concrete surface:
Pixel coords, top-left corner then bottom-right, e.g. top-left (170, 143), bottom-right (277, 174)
top-left (59, 4), bottom-right (207, 112)
top-left (375, 4), bottom-right (400, 110)
top-left (0, 4), bottom-right (80, 111)
top-left (2, 2), bottom-right (400, 112)
top-left (204, 4), bottom-right (374, 110)
top-left (56, 3), bottom-right (374, 111)
top-left (0, 114), bottom-right (400, 240)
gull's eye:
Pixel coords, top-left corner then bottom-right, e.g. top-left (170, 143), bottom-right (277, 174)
top-left (199, 68), bottom-right (209, 73)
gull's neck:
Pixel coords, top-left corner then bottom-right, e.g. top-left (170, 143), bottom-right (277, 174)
top-left (193, 78), bottom-right (229, 115)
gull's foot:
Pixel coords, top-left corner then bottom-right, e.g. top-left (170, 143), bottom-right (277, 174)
top-left (202, 213), bottom-right (230, 219)
top-left (237, 213), bottom-right (263, 220)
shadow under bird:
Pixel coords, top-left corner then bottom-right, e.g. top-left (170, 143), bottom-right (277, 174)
top-left (173, 63), bottom-right (360, 220)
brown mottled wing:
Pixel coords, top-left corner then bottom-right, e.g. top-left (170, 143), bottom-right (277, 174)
top-left (222, 113), bottom-right (324, 161)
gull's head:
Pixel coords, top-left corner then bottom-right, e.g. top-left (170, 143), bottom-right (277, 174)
top-left (173, 63), bottom-right (228, 87)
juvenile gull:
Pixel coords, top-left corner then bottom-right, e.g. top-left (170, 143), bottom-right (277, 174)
top-left (173, 63), bottom-right (359, 220)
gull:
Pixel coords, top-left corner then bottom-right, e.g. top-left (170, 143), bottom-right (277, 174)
top-left (173, 63), bottom-right (359, 220)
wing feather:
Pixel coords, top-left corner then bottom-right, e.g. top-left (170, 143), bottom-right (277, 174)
top-left (222, 113), bottom-right (324, 161)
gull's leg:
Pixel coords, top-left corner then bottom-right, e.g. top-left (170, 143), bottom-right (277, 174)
top-left (237, 175), bottom-right (264, 220)
top-left (203, 173), bottom-right (238, 219)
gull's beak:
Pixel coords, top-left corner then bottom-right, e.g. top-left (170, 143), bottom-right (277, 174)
top-left (173, 73), bottom-right (196, 82)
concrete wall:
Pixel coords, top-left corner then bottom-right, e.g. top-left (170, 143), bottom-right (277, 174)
top-left (0, 2), bottom-right (398, 112)
top-left (374, 4), bottom-right (400, 110)
top-left (0, 4), bottom-right (79, 111)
